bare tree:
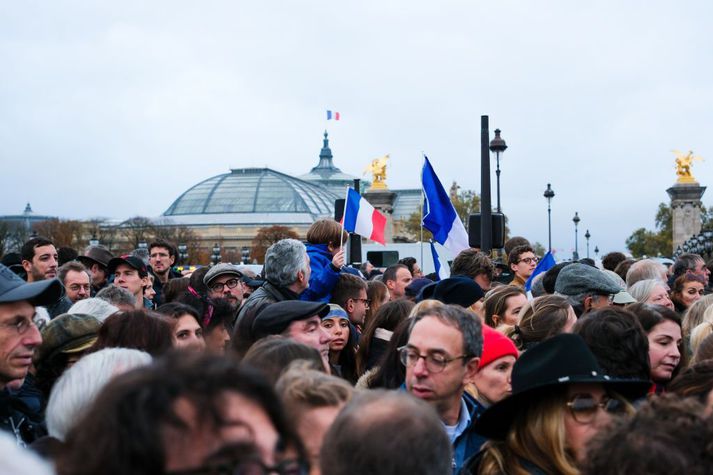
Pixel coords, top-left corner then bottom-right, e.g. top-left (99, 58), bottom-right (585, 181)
top-left (251, 225), bottom-right (300, 264)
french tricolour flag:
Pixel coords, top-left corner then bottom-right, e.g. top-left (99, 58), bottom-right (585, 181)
top-left (343, 188), bottom-right (386, 245)
top-left (327, 110), bottom-right (340, 120)
top-left (421, 156), bottom-right (470, 257)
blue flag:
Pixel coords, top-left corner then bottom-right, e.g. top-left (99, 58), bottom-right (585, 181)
top-left (525, 251), bottom-right (556, 291)
top-left (421, 157), bottom-right (470, 257)
top-left (430, 241), bottom-right (450, 281)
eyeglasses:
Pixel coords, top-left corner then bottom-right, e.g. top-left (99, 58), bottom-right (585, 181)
top-left (398, 346), bottom-right (471, 373)
top-left (593, 294), bottom-right (615, 304)
top-left (210, 278), bottom-right (241, 293)
top-left (566, 394), bottom-right (625, 424)
top-left (352, 298), bottom-right (371, 307)
top-left (0, 316), bottom-right (38, 335)
top-left (517, 257), bottom-right (539, 265)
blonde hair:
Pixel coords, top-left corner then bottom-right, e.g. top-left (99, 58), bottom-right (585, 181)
top-left (408, 299), bottom-right (445, 318)
top-left (689, 321), bottom-right (713, 358)
top-left (682, 294), bottom-right (713, 338)
top-left (477, 388), bottom-right (579, 475)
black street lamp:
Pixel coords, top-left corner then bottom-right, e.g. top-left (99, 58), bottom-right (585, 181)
top-left (89, 235), bottom-right (99, 247)
top-left (543, 184), bottom-right (555, 252)
top-left (572, 212), bottom-right (581, 261)
top-left (177, 244), bottom-right (188, 265)
top-left (241, 246), bottom-right (251, 264)
top-left (138, 241), bottom-right (148, 251)
top-left (594, 245), bottom-right (600, 259)
top-left (585, 229), bottom-right (591, 259)
top-left (211, 243), bottom-right (221, 265)
top-left (489, 129), bottom-right (508, 213)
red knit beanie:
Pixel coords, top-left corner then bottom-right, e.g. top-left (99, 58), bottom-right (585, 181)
top-left (479, 325), bottom-right (519, 369)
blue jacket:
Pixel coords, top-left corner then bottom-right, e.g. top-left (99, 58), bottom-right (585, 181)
top-left (452, 392), bottom-right (488, 473)
top-left (300, 244), bottom-right (341, 303)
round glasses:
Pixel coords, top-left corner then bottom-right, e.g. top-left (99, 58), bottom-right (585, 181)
top-left (398, 346), bottom-right (471, 373)
top-left (209, 278), bottom-right (241, 293)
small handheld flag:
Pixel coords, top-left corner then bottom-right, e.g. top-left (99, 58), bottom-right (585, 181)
top-left (525, 251), bottom-right (556, 291)
top-left (430, 241), bottom-right (450, 281)
top-left (327, 110), bottom-right (341, 120)
top-left (342, 188), bottom-right (386, 245)
top-left (421, 156), bottom-right (470, 257)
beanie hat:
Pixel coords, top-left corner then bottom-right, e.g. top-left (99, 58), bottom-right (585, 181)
top-left (432, 277), bottom-right (484, 308)
top-left (479, 325), bottom-right (519, 369)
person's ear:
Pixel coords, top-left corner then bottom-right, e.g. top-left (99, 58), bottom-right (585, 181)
top-left (21, 260), bottom-right (32, 273)
top-left (583, 295), bottom-right (593, 311)
top-left (491, 315), bottom-right (501, 327)
top-left (464, 357), bottom-right (480, 384)
top-left (169, 255), bottom-right (176, 266)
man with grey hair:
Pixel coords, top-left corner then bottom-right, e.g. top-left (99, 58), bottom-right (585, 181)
top-left (555, 263), bottom-right (621, 317)
top-left (232, 238), bottom-right (310, 356)
top-left (625, 258), bottom-right (669, 288)
top-left (57, 261), bottom-right (92, 304)
top-left (321, 390), bottom-right (452, 475)
top-left (68, 297), bottom-right (119, 322)
top-left (670, 252), bottom-right (710, 287)
top-left (402, 302), bottom-right (484, 473)
top-left (95, 285), bottom-right (136, 312)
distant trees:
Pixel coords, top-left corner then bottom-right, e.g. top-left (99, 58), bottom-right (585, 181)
top-left (251, 225), bottom-right (300, 263)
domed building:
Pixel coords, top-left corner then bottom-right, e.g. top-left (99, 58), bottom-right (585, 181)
top-left (151, 131), bottom-right (422, 260)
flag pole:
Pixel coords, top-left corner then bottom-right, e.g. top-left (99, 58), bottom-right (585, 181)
top-left (420, 153), bottom-right (425, 271)
top-left (340, 187), bottom-right (349, 252)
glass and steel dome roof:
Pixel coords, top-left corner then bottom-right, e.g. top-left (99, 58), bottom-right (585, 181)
top-left (163, 168), bottom-right (338, 218)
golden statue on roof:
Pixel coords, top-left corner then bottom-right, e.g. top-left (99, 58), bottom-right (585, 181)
top-left (365, 154), bottom-right (389, 191)
top-left (673, 150), bottom-right (703, 184)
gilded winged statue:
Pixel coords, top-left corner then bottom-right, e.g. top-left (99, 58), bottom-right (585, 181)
top-left (364, 154), bottom-right (389, 190)
top-left (673, 150), bottom-right (703, 184)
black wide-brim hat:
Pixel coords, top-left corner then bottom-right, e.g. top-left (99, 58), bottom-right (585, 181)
top-left (474, 333), bottom-right (651, 440)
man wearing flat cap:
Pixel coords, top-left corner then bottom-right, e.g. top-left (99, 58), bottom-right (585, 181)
top-left (555, 263), bottom-right (621, 317)
top-left (204, 263), bottom-right (244, 313)
top-left (251, 300), bottom-right (332, 369)
top-left (0, 263), bottom-right (63, 445)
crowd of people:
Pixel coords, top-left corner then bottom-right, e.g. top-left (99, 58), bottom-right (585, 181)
top-left (1, 219), bottom-right (713, 474)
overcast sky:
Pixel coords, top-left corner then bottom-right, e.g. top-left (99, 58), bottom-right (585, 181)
top-left (2, 1), bottom-right (712, 257)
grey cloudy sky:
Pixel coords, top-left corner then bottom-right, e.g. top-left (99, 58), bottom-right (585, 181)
top-left (2, 1), bottom-right (712, 257)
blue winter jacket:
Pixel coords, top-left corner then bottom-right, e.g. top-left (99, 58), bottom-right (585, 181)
top-left (452, 392), bottom-right (488, 473)
top-left (300, 244), bottom-right (341, 303)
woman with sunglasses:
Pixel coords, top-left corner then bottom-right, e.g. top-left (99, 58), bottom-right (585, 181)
top-left (465, 334), bottom-right (649, 475)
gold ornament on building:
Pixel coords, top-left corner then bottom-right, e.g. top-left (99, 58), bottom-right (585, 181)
top-left (673, 150), bottom-right (703, 184)
top-left (364, 154), bottom-right (389, 190)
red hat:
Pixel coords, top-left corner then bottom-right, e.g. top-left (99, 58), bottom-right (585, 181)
top-left (479, 325), bottom-right (519, 369)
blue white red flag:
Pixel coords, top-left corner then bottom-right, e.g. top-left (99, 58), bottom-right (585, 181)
top-left (421, 156), bottom-right (470, 257)
top-left (430, 241), bottom-right (450, 281)
top-left (525, 251), bottom-right (556, 291)
top-left (327, 110), bottom-right (340, 120)
top-left (343, 188), bottom-right (386, 244)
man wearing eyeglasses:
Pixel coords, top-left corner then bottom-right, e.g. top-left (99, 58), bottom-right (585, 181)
top-left (402, 303), bottom-right (485, 474)
top-left (0, 263), bottom-right (63, 445)
top-left (204, 263), bottom-right (245, 313)
top-left (508, 245), bottom-right (538, 290)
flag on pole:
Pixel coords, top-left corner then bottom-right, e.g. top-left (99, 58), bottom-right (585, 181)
top-left (430, 241), bottom-right (450, 281)
top-left (342, 188), bottom-right (386, 244)
top-left (525, 251), bottom-right (556, 291)
top-left (327, 110), bottom-right (341, 120)
top-left (421, 156), bottom-right (470, 257)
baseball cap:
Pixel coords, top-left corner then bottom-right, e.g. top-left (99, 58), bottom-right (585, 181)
top-left (107, 255), bottom-right (149, 278)
top-left (0, 264), bottom-right (64, 306)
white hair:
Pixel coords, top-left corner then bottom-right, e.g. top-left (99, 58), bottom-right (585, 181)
top-left (45, 348), bottom-right (152, 441)
top-left (68, 297), bottom-right (119, 322)
top-left (628, 279), bottom-right (666, 303)
top-left (0, 431), bottom-right (54, 474)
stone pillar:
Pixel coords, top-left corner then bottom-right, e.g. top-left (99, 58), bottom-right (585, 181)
top-left (364, 190), bottom-right (397, 243)
top-left (667, 183), bottom-right (706, 253)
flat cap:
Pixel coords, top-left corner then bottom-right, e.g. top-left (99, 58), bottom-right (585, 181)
top-left (432, 277), bottom-right (484, 308)
top-left (554, 263), bottom-right (621, 296)
top-left (203, 263), bottom-right (244, 285)
top-left (252, 301), bottom-right (329, 339)
top-left (37, 313), bottom-right (102, 363)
